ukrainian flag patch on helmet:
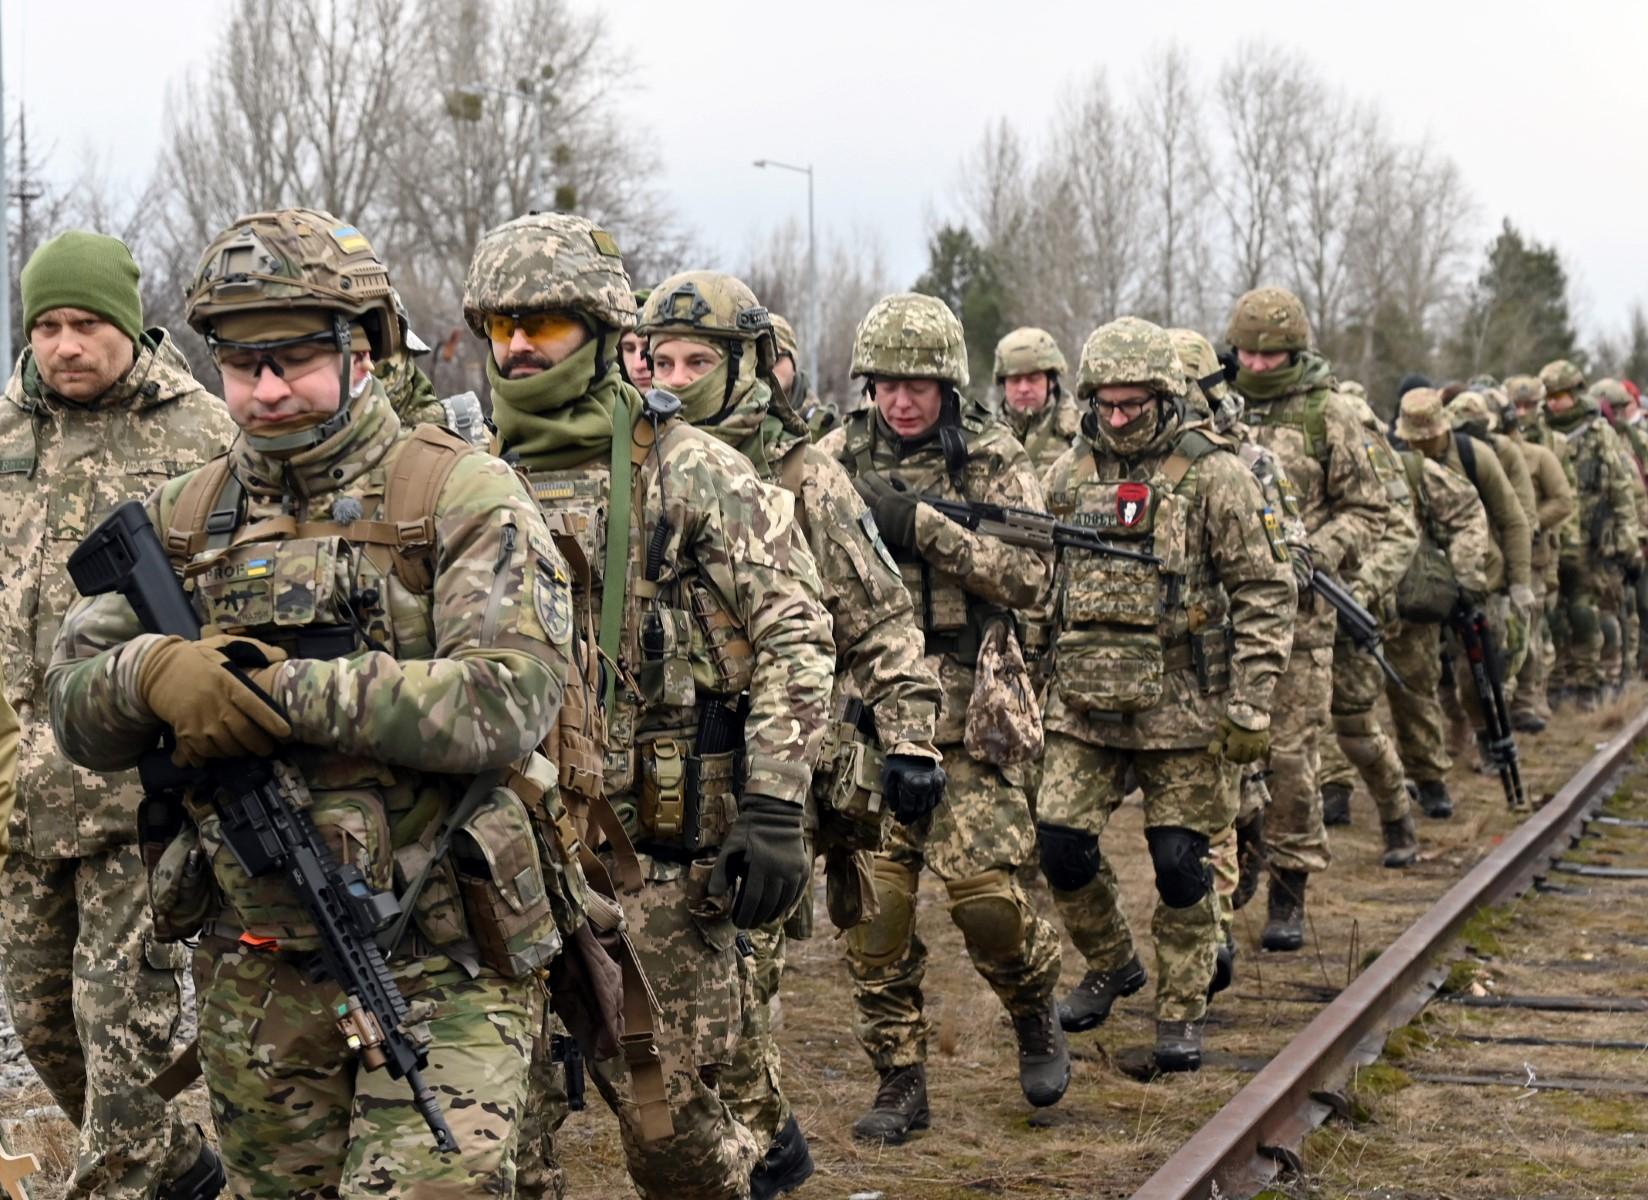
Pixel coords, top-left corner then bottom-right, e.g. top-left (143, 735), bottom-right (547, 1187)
top-left (330, 226), bottom-right (371, 254)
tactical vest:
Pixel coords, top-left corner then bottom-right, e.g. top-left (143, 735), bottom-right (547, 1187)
top-left (1045, 429), bottom-right (1232, 718)
top-left (1242, 387), bottom-right (1333, 467)
top-left (840, 406), bottom-right (1007, 665)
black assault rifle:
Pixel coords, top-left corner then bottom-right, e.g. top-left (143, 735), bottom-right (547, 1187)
top-left (1447, 599), bottom-right (1526, 809)
top-left (68, 500), bottom-right (459, 1153)
top-left (1309, 569), bottom-right (1408, 690)
top-left (919, 496), bottom-right (1162, 565)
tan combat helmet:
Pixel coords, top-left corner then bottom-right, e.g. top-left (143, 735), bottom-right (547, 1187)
top-left (636, 271), bottom-right (775, 421)
top-left (1224, 286), bottom-right (1310, 353)
top-left (1078, 317), bottom-right (1188, 399)
top-left (462, 212), bottom-right (637, 337)
top-left (993, 327), bottom-right (1068, 383)
top-left (1538, 358), bottom-right (1585, 398)
top-left (851, 293), bottom-right (969, 387)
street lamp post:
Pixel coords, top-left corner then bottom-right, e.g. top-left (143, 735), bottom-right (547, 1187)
top-left (449, 78), bottom-right (546, 210)
top-left (752, 158), bottom-right (817, 397)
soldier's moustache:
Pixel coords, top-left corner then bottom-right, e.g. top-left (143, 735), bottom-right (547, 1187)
top-left (503, 351), bottom-right (553, 378)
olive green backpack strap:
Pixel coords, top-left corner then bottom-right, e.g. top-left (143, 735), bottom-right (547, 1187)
top-left (598, 391), bottom-right (633, 713)
top-left (1304, 389), bottom-right (1330, 463)
top-left (382, 424), bottom-right (477, 594)
top-left (162, 455), bottom-right (237, 568)
top-left (1161, 428), bottom-right (1222, 490)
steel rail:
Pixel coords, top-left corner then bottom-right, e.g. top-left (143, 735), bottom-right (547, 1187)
top-left (1134, 703), bottom-right (1648, 1200)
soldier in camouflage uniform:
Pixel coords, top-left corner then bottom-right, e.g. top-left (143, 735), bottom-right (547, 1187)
top-left (619, 290), bottom-right (654, 393)
top-left (1542, 360), bottom-right (1643, 707)
top-left (1594, 378), bottom-right (1648, 688)
top-left (819, 293), bottom-right (1066, 1141)
top-left (1493, 382), bottom-right (1575, 729)
top-left (1610, 379), bottom-right (1648, 679)
top-left (994, 328), bottom-right (1080, 477)
top-left (464, 215), bottom-right (835, 1200)
top-left (0, 231), bottom-right (232, 1200)
top-left (637, 270), bottom-right (945, 1197)
top-left (1385, 390), bottom-right (1495, 817)
top-left (1037, 319), bottom-right (1294, 1070)
top-left (1224, 287), bottom-right (1385, 950)
top-left (1305, 386), bottom-right (1421, 865)
top-left (373, 288), bottom-right (444, 426)
top-left (768, 313), bottom-right (832, 443)
top-left (47, 208), bottom-right (575, 1198)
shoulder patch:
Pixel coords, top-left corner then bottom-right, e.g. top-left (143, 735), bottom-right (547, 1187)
top-left (860, 510), bottom-right (899, 574)
top-left (590, 229), bottom-right (622, 258)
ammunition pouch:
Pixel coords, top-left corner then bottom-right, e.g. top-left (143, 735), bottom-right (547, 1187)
top-left (140, 794), bottom-right (211, 943)
top-left (812, 698), bottom-right (888, 854)
top-left (634, 733), bottom-right (742, 857)
top-left (1397, 540), bottom-right (1458, 623)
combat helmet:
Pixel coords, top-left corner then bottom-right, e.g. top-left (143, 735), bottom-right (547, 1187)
top-left (771, 313), bottom-right (799, 361)
top-left (1224, 286), bottom-right (1310, 353)
top-left (1078, 317), bottom-right (1187, 399)
top-left (1538, 358), bottom-right (1586, 397)
top-left (993, 327), bottom-right (1068, 383)
top-left (850, 293), bottom-right (969, 387)
top-left (187, 207), bottom-right (400, 453)
top-left (1504, 374), bottom-right (1546, 406)
top-left (462, 212), bottom-right (637, 337)
top-left (637, 271), bottom-right (776, 420)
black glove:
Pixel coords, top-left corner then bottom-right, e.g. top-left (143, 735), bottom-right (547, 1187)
top-left (708, 793), bottom-right (808, 929)
top-left (882, 753), bottom-right (946, 824)
top-left (853, 474), bottom-right (919, 553)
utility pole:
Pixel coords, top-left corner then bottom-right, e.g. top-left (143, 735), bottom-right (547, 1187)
top-left (752, 159), bottom-right (819, 390)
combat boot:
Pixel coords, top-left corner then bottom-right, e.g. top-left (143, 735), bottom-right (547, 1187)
top-left (1321, 782), bottom-right (1352, 826)
top-left (1511, 709), bottom-right (1547, 733)
top-left (1416, 779), bottom-right (1453, 819)
top-left (851, 1064), bottom-right (929, 1144)
top-left (1233, 812), bottom-right (1264, 910)
top-left (750, 1116), bottom-right (815, 1200)
top-left (1260, 868), bottom-right (1308, 952)
top-left (1058, 955), bottom-right (1148, 1031)
top-left (1207, 929), bottom-right (1235, 999)
top-left (1153, 1018), bottom-right (1202, 1072)
top-left (159, 1135), bottom-right (225, 1200)
top-left (1381, 814), bottom-right (1418, 868)
top-left (1014, 1000), bottom-right (1071, 1107)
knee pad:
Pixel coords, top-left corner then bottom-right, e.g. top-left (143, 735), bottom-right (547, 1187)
top-left (844, 859), bottom-right (917, 969)
top-left (943, 869), bottom-right (1028, 959)
top-left (1145, 826), bottom-right (1212, 909)
top-left (1570, 604), bottom-right (1601, 641)
top-left (1036, 821), bottom-right (1101, 892)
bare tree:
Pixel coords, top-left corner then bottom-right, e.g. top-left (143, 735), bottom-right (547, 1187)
top-left (1135, 42), bottom-right (1206, 328)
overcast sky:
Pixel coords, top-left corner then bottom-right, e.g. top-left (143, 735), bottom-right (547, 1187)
top-left (6, 0), bottom-right (1645, 340)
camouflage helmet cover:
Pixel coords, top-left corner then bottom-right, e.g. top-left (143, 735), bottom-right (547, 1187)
top-left (462, 211), bottom-right (637, 337)
top-left (1078, 316), bottom-right (1187, 399)
top-left (1538, 358), bottom-right (1585, 396)
top-left (770, 312), bottom-right (799, 359)
top-left (186, 207), bottom-right (399, 355)
top-left (1166, 327), bottom-right (1221, 381)
top-left (1338, 379), bottom-right (1367, 399)
top-left (1444, 389), bottom-right (1495, 430)
top-left (1590, 377), bottom-right (1630, 409)
top-left (1224, 285), bottom-right (1310, 353)
top-left (1504, 374), bottom-right (1546, 405)
top-left (851, 292), bottom-right (969, 386)
top-left (993, 327), bottom-right (1068, 381)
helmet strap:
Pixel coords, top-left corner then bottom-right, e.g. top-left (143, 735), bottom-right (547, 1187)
top-left (939, 385), bottom-right (968, 491)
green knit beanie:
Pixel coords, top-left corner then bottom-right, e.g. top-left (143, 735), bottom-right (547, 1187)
top-left (21, 231), bottom-right (144, 344)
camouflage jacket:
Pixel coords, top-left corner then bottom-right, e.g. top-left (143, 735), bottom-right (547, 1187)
top-left (1040, 414), bottom-right (1297, 750)
top-left (1405, 450), bottom-right (1493, 600)
top-left (0, 667), bottom-right (16, 857)
top-left (1002, 391), bottom-right (1083, 479)
top-left (374, 351), bottom-right (446, 428)
top-left (47, 384), bottom-right (570, 942)
top-left (1236, 353), bottom-right (1386, 647)
top-left (0, 330), bottom-right (235, 857)
top-left (1343, 418), bottom-right (1419, 608)
top-left (1510, 433), bottom-right (1577, 569)
top-left (705, 381), bottom-right (939, 760)
top-left (1613, 417), bottom-right (1648, 531)
top-left (821, 405), bottom-right (1052, 747)
top-left (511, 386), bottom-right (834, 831)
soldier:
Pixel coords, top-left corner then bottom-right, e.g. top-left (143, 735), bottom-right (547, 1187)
top-left (1594, 378), bottom-right (1648, 689)
top-left (618, 289), bottom-right (653, 393)
top-left (636, 271), bottom-right (945, 1197)
top-left (1612, 379), bottom-right (1648, 679)
top-left (1224, 287), bottom-right (1385, 950)
top-left (819, 293), bottom-right (1065, 1141)
top-left (1036, 318), bottom-right (1294, 1070)
top-left (464, 214), bottom-right (835, 1200)
top-left (373, 288), bottom-right (444, 426)
top-left (1384, 389), bottom-right (1494, 815)
top-left (46, 208), bottom-right (574, 1196)
top-left (1542, 360), bottom-right (1643, 708)
top-left (993, 327), bottom-right (1080, 477)
top-left (1494, 381), bottom-right (1574, 729)
top-left (0, 230), bottom-right (233, 1200)
top-left (0, 671), bottom-right (13, 856)
top-left (769, 312), bottom-right (832, 442)
top-left (1312, 386), bottom-right (1421, 865)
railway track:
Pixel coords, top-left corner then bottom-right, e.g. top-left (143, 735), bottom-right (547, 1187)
top-left (1136, 701), bottom-right (1648, 1200)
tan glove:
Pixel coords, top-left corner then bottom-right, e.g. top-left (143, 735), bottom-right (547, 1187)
top-left (136, 634), bottom-right (292, 768)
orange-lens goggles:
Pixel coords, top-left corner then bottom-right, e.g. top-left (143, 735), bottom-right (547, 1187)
top-left (485, 312), bottom-right (584, 343)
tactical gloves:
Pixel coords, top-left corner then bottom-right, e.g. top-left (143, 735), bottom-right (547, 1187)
top-left (136, 634), bottom-right (292, 768)
top-left (1210, 716), bottom-right (1270, 765)
top-left (710, 793), bottom-right (808, 929)
top-left (853, 474), bottom-right (919, 553)
top-left (1509, 583), bottom-right (1536, 612)
top-left (882, 753), bottom-right (947, 825)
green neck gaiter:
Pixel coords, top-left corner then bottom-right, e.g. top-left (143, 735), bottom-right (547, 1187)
top-left (1545, 402), bottom-right (1592, 433)
top-left (674, 355), bottom-right (739, 425)
top-left (490, 337), bottom-right (624, 468)
top-left (1236, 357), bottom-right (1307, 402)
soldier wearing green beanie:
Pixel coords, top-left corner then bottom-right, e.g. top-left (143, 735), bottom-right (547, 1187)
top-left (0, 230), bottom-right (234, 1199)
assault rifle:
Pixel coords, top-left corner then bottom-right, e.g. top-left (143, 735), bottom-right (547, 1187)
top-left (919, 496), bottom-right (1162, 565)
top-left (68, 500), bottom-right (459, 1153)
top-left (1448, 599), bottom-right (1526, 810)
top-left (1309, 570), bottom-right (1408, 690)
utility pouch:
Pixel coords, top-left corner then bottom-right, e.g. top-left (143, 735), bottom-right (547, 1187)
top-left (637, 607), bottom-right (695, 708)
top-left (451, 783), bottom-right (562, 978)
top-left (143, 793), bottom-right (211, 942)
top-left (812, 698), bottom-right (888, 853)
top-left (638, 735), bottom-right (692, 842)
top-left (689, 582), bottom-right (755, 696)
top-left (1053, 626), bottom-right (1164, 715)
top-left (1397, 540), bottom-right (1458, 623)
top-left (824, 844), bottom-right (879, 931)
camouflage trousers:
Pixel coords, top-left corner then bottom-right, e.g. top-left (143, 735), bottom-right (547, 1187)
top-left (1511, 575), bottom-right (1554, 724)
top-left (718, 920), bottom-right (790, 1147)
top-left (1319, 633), bottom-right (1412, 824)
top-left (1209, 769), bottom-right (1265, 936)
top-left (196, 945), bottom-right (535, 1199)
top-left (0, 846), bottom-right (199, 1199)
top-left (1617, 572), bottom-right (1638, 688)
top-left (1038, 733), bottom-right (1234, 1021)
top-left (523, 864), bottom-right (761, 1200)
top-left (1265, 627), bottom-right (1334, 875)
top-left (1556, 560), bottom-right (1614, 692)
top-left (1384, 619), bottom-right (1448, 783)
top-left (844, 754), bottom-right (1060, 1070)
